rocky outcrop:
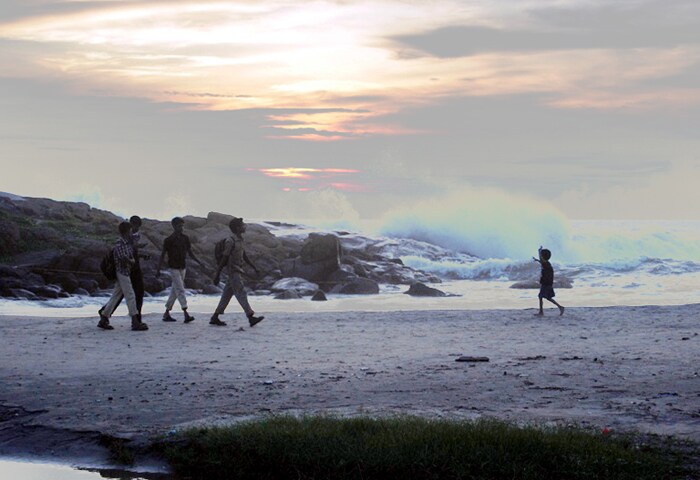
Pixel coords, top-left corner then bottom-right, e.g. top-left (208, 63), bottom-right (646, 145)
top-left (0, 193), bottom-right (443, 300)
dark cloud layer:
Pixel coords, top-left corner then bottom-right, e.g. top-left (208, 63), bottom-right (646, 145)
top-left (393, 1), bottom-right (700, 58)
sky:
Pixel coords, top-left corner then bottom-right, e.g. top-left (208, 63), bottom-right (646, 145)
top-left (1, 0), bottom-right (699, 224)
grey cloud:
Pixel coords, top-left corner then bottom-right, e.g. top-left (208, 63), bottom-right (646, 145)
top-left (392, 1), bottom-right (700, 58)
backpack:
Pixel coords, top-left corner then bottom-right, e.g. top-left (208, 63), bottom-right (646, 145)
top-left (100, 249), bottom-right (116, 280)
top-left (214, 237), bottom-right (233, 265)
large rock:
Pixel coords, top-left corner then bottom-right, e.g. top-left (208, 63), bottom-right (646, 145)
top-left (271, 277), bottom-right (319, 296)
top-left (300, 233), bottom-right (341, 265)
top-left (274, 290), bottom-right (301, 300)
top-left (332, 278), bottom-right (380, 295)
top-left (404, 282), bottom-right (447, 297)
top-left (0, 220), bottom-right (21, 257)
top-left (279, 233), bottom-right (341, 284)
top-left (311, 290), bottom-right (327, 301)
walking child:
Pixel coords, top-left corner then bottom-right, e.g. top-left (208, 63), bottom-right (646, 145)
top-left (533, 246), bottom-right (565, 316)
top-left (156, 217), bottom-right (205, 322)
top-left (210, 217), bottom-right (264, 327)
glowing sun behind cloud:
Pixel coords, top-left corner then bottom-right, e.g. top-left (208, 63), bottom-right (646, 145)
top-left (252, 167), bottom-right (364, 191)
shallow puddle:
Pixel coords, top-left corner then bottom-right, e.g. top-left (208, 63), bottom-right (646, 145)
top-left (0, 459), bottom-right (170, 479)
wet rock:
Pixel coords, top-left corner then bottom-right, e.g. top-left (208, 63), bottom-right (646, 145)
top-left (404, 282), bottom-right (447, 297)
top-left (332, 278), bottom-right (379, 295)
top-left (311, 290), bottom-right (327, 301)
top-left (202, 284), bottom-right (223, 295)
top-left (274, 290), bottom-right (301, 300)
top-left (455, 356), bottom-right (490, 362)
top-left (0, 264), bottom-right (21, 278)
top-left (9, 288), bottom-right (39, 300)
top-left (271, 277), bottom-right (319, 296)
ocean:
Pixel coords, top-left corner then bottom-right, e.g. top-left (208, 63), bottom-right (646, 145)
top-left (2, 220), bottom-right (699, 317)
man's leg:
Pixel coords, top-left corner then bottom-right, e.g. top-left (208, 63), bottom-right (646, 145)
top-left (98, 282), bottom-right (122, 329)
top-left (210, 279), bottom-right (234, 326)
top-left (131, 267), bottom-right (145, 314)
top-left (163, 271), bottom-right (179, 321)
top-left (174, 269), bottom-right (194, 322)
top-left (118, 273), bottom-right (148, 331)
top-left (103, 283), bottom-right (124, 319)
top-left (230, 273), bottom-right (264, 327)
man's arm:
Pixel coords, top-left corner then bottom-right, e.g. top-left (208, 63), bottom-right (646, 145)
top-left (212, 240), bottom-right (232, 284)
top-left (243, 252), bottom-right (259, 273)
top-left (188, 247), bottom-right (204, 267)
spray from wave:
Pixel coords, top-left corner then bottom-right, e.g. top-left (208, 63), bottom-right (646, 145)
top-left (363, 188), bottom-right (700, 280)
top-left (375, 188), bottom-right (573, 261)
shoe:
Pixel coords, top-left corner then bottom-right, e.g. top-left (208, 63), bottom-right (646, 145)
top-left (132, 314), bottom-right (149, 331)
top-left (97, 309), bottom-right (114, 330)
top-left (183, 312), bottom-right (195, 323)
top-left (248, 314), bottom-right (265, 327)
top-left (97, 318), bottom-right (114, 330)
top-left (162, 312), bottom-right (177, 322)
top-left (209, 315), bottom-right (227, 326)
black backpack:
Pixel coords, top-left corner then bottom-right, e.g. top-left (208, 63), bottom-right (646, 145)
top-left (214, 237), bottom-right (233, 265)
top-left (100, 249), bottom-right (116, 280)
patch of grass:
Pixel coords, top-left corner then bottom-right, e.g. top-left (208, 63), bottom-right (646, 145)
top-left (155, 416), bottom-right (694, 480)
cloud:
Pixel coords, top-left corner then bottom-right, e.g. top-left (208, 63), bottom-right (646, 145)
top-left (393, 2), bottom-right (700, 58)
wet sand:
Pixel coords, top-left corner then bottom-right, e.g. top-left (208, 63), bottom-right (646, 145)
top-left (0, 304), bottom-right (698, 460)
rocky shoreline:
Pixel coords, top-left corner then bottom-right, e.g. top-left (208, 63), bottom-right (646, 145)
top-left (0, 193), bottom-right (445, 302)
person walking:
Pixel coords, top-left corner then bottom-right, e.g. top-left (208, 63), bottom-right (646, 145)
top-left (98, 215), bottom-right (147, 319)
top-left (210, 217), bottom-right (264, 327)
top-left (97, 221), bottom-right (149, 331)
top-left (156, 217), bottom-right (204, 323)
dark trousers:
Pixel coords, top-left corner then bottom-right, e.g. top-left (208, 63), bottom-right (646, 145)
top-left (102, 266), bottom-right (144, 315)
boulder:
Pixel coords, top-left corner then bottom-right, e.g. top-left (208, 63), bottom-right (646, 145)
top-left (202, 284), bottom-right (223, 295)
top-left (9, 288), bottom-right (39, 300)
top-left (206, 211), bottom-right (235, 226)
top-left (311, 290), bottom-right (327, 301)
top-left (274, 290), bottom-right (301, 300)
top-left (271, 277), bottom-right (319, 296)
top-left (333, 278), bottom-right (379, 295)
top-left (404, 282), bottom-right (447, 297)
top-left (300, 233), bottom-right (341, 265)
top-left (78, 278), bottom-right (100, 294)
top-left (0, 264), bottom-right (21, 279)
top-left (46, 273), bottom-right (79, 293)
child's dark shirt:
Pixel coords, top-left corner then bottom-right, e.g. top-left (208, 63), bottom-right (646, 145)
top-left (540, 261), bottom-right (554, 286)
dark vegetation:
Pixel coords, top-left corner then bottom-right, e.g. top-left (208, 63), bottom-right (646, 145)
top-left (156, 416), bottom-right (695, 480)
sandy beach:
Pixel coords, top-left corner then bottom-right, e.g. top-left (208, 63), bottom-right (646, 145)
top-left (1, 304), bottom-right (699, 464)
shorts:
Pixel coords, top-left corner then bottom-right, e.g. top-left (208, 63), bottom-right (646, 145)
top-left (538, 285), bottom-right (555, 300)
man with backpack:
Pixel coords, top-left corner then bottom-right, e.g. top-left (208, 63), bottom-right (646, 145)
top-left (156, 217), bottom-right (205, 323)
top-left (97, 221), bottom-right (149, 331)
top-left (210, 217), bottom-right (264, 327)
